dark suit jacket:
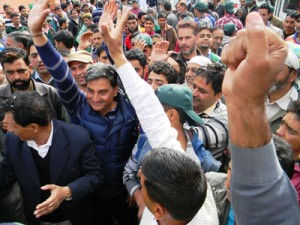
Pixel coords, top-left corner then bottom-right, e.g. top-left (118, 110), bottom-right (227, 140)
top-left (0, 120), bottom-right (103, 225)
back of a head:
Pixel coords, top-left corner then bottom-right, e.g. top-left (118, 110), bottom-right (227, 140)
top-left (96, 1), bottom-right (104, 8)
top-left (125, 48), bottom-right (147, 68)
top-left (54, 30), bottom-right (75, 49)
top-left (3, 91), bottom-right (52, 127)
top-left (164, 2), bottom-right (172, 12)
top-left (141, 148), bottom-right (207, 222)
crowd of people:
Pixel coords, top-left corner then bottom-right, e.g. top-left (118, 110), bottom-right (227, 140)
top-left (0, 0), bottom-right (299, 224)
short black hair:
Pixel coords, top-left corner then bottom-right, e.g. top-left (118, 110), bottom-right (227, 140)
top-left (58, 18), bottom-right (67, 26)
top-left (125, 49), bottom-right (147, 68)
top-left (158, 12), bottom-right (167, 19)
top-left (3, 4), bottom-right (10, 10)
top-left (1, 48), bottom-right (30, 68)
top-left (96, 1), bottom-right (104, 8)
top-left (163, 2), bottom-right (172, 11)
top-left (149, 61), bottom-right (177, 84)
top-left (53, 30), bottom-right (75, 49)
top-left (144, 15), bottom-right (155, 24)
top-left (3, 91), bottom-right (52, 127)
top-left (258, 3), bottom-right (271, 14)
top-left (10, 12), bottom-right (19, 20)
top-left (128, 13), bottom-right (138, 21)
top-left (95, 45), bottom-right (105, 57)
top-left (18, 5), bottom-right (26, 12)
top-left (286, 11), bottom-right (297, 19)
top-left (141, 148), bottom-right (207, 222)
top-left (195, 63), bottom-right (225, 95)
top-left (138, 11), bottom-right (147, 20)
top-left (61, 3), bottom-right (68, 10)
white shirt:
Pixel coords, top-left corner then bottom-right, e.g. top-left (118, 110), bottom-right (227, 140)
top-left (139, 183), bottom-right (219, 225)
top-left (27, 121), bottom-right (54, 158)
top-left (117, 62), bottom-right (219, 225)
top-left (266, 87), bottom-right (298, 120)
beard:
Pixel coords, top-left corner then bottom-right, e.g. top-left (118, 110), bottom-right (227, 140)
top-left (10, 78), bottom-right (31, 91)
top-left (128, 26), bottom-right (139, 34)
top-left (268, 80), bottom-right (287, 94)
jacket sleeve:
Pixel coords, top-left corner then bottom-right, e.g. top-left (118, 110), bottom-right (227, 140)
top-left (230, 140), bottom-right (300, 225)
top-left (116, 62), bottom-right (183, 153)
top-left (67, 132), bottom-right (103, 203)
top-left (36, 41), bottom-right (84, 116)
top-left (192, 117), bottom-right (229, 160)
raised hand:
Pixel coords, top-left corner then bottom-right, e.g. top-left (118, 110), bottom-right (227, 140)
top-left (78, 31), bottom-right (94, 50)
top-left (221, 12), bottom-right (287, 102)
top-left (28, 0), bottom-right (51, 35)
top-left (150, 41), bottom-right (172, 63)
top-left (221, 12), bottom-right (288, 148)
top-left (99, 0), bottom-right (131, 67)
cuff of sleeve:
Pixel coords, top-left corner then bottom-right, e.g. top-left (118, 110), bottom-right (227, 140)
top-left (130, 185), bottom-right (141, 197)
top-left (230, 140), bottom-right (282, 184)
top-left (116, 62), bottom-right (142, 90)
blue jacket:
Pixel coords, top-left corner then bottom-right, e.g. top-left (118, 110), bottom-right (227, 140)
top-left (36, 41), bottom-right (139, 197)
top-left (135, 128), bottom-right (220, 173)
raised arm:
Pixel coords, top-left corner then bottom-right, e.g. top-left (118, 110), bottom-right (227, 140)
top-left (28, 0), bottom-right (83, 116)
top-left (99, 1), bottom-right (182, 151)
top-left (222, 12), bottom-right (300, 224)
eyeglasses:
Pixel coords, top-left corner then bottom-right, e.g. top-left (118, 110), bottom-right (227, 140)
top-left (5, 69), bottom-right (28, 76)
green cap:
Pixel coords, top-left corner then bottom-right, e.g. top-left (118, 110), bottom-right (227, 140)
top-left (156, 84), bottom-right (204, 124)
top-left (223, 23), bottom-right (237, 36)
top-left (224, 1), bottom-right (234, 14)
top-left (193, 1), bottom-right (208, 12)
top-left (133, 33), bottom-right (153, 46)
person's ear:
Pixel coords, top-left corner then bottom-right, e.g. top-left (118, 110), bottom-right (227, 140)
top-left (153, 203), bottom-right (167, 220)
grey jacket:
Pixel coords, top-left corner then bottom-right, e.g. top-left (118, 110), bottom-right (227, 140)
top-left (0, 79), bottom-right (68, 121)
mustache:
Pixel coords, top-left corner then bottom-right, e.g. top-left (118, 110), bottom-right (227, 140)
top-left (11, 79), bottom-right (31, 90)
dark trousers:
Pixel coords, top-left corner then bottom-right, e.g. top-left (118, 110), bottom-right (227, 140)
top-left (92, 192), bottom-right (138, 225)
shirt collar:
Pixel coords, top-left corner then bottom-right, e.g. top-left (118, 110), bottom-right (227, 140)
top-left (27, 121), bottom-right (54, 158)
top-left (267, 87), bottom-right (298, 111)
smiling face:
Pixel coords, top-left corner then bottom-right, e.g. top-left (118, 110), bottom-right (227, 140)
top-left (85, 78), bottom-right (118, 115)
top-left (69, 61), bottom-right (90, 87)
top-left (192, 75), bottom-right (221, 114)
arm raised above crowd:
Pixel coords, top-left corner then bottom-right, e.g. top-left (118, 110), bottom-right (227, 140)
top-left (27, 0), bottom-right (50, 47)
top-left (222, 12), bottom-right (300, 224)
top-left (99, 1), bottom-right (182, 151)
top-left (28, 0), bottom-right (83, 116)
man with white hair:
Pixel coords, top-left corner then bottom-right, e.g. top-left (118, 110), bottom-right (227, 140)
top-left (266, 48), bottom-right (300, 133)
